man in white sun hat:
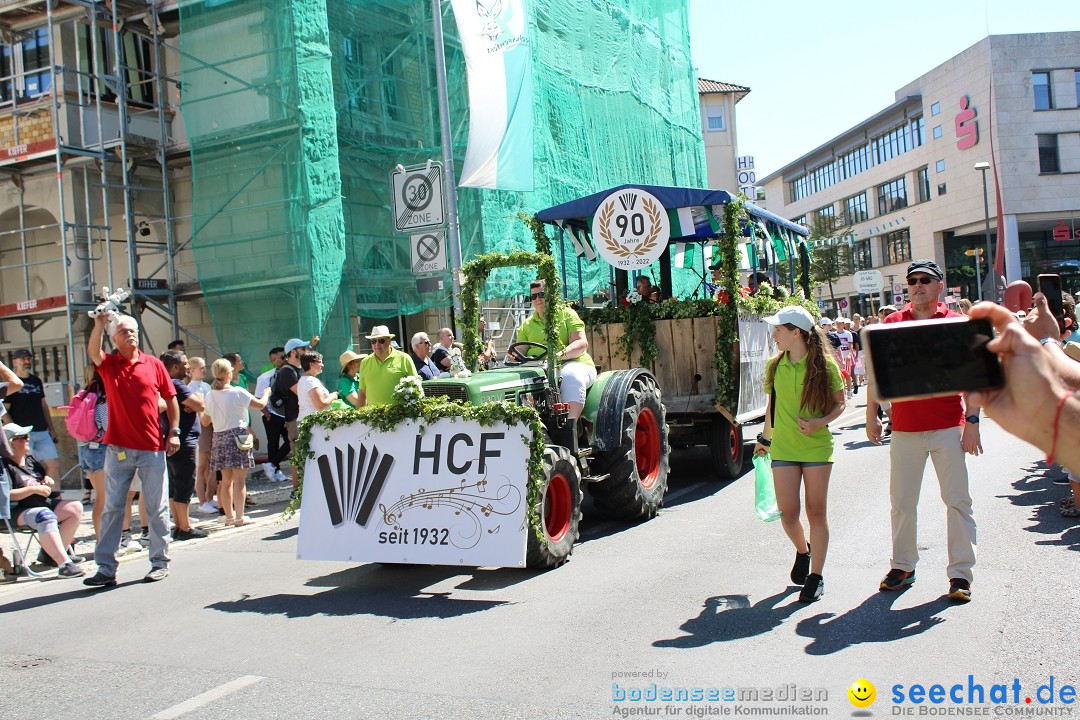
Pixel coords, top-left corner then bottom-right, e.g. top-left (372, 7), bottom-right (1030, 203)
top-left (357, 326), bottom-right (414, 407)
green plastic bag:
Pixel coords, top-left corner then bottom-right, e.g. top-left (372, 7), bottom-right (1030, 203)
top-left (753, 452), bottom-right (782, 522)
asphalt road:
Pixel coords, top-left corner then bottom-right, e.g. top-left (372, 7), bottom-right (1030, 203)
top-left (2, 397), bottom-right (1078, 720)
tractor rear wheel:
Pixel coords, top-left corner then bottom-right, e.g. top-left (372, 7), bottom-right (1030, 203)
top-left (525, 446), bottom-right (583, 569)
top-left (590, 376), bottom-right (670, 519)
top-left (710, 416), bottom-right (744, 479)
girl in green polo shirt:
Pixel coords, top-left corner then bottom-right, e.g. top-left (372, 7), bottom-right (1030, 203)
top-left (754, 306), bottom-right (845, 603)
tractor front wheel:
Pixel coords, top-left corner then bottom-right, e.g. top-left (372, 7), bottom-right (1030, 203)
top-left (526, 445), bottom-right (583, 569)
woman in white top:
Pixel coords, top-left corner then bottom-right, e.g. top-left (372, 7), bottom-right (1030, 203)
top-left (200, 358), bottom-right (270, 526)
top-left (297, 350), bottom-right (338, 424)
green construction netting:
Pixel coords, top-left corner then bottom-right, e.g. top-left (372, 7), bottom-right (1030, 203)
top-left (178, 0), bottom-right (705, 370)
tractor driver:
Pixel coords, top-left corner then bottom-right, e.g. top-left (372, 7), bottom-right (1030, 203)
top-left (507, 279), bottom-right (595, 421)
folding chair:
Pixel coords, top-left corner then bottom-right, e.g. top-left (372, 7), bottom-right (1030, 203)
top-left (1, 464), bottom-right (42, 579)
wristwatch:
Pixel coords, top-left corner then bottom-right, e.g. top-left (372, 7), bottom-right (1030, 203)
top-left (1040, 337), bottom-right (1062, 347)
top-left (169, 428), bottom-right (181, 436)
top-left (965, 415), bottom-right (979, 425)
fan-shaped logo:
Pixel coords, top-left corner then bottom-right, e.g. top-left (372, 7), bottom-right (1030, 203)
top-left (316, 443), bottom-right (395, 528)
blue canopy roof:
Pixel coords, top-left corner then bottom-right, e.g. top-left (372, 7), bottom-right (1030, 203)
top-left (534, 184), bottom-right (809, 239)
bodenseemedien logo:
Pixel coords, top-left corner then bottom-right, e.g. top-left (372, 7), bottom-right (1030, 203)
top-left (316, 443), bottom-right (394, 527)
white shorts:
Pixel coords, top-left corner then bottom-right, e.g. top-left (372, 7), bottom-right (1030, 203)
top-left (559, 361), bottom-right (597, 404)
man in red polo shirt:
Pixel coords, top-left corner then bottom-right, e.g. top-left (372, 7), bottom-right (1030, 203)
top-left (866, 259), bottom-right (982, 603)
top-left (83, 313), bottom-right (180, 587)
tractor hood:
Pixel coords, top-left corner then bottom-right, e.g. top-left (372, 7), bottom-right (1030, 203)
top-left (423, 367), bottom-right (549, 406)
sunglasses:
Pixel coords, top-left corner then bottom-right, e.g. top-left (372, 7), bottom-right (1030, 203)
top-left (371, 338), bottom-right (389, 345)
top-left (907, 277), bottom-right (937, 285)
top-left (529, 291), bottom-right (545, 300)
top-left (421, 340), bottom-right (431, 345)
top-left (10, 435), bottom-right (28, 442)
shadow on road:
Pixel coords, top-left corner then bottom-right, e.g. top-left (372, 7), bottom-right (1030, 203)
top-left (0, 579), bottom-right (144, 614)
top-left (795, 590), bottom-right (951, 655)
top-left (206, 564), bottom-right (520, 619)
top-left (1000, 463), bottom-right (1079, 551)
top-left (651, 590), bottom-right (800, 648)
top-left (261, 525), bottom-right (299, 542)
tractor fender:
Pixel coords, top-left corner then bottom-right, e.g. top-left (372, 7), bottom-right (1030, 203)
top-left (588, 368), bottom-right (660, 454)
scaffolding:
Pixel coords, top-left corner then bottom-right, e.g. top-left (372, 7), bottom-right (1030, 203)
top-left (0, 0), bottom-right (181, 385)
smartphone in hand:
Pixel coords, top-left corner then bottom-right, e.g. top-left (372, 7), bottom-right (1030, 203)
top-left (1037, 274), bottom-right (1065, 333)
top-left (861, 317), bottom-right (1004, 402)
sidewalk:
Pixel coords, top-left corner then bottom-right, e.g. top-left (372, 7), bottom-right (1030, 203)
top-left (5, 469), bottom-right (296, 583)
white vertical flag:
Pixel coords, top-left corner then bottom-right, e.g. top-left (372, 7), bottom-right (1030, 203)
top-left (450, 0), bottom-right (534, 190)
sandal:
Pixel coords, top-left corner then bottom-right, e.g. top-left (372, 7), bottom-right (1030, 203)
top-left (82, 491), bottom-right (93, 505)
top-left (1060, 496), bottom-right (1075, 509)
top-left (1061, 506), bottom-right (1080, 518)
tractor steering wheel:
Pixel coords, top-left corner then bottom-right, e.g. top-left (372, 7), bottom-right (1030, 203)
top-left (505, 341), bottom-right (549, 365)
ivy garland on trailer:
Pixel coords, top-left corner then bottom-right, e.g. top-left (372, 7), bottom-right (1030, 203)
top-left (283, 399), bottom-right (549, 544)
top-left (574, 197), bottom-right (818, 411)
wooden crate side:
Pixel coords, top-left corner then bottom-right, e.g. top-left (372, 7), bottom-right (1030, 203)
top-left (692, 316), bottom-right (718, 398)
top-left (670, 319), bottom-right (700, 397)
top-left (604, 323), bottom-right (629, 371)
top-left (652, 319), bottom-right (677, 394)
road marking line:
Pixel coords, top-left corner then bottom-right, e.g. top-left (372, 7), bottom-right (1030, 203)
top-left (152, 675), bottom-right (265, 719)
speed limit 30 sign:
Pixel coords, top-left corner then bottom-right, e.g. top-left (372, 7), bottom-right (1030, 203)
top-left (392, 162), bottom-right (445, 232)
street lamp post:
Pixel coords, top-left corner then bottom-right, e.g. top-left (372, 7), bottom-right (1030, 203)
top-left (974, 161), bottom-right (995, 301)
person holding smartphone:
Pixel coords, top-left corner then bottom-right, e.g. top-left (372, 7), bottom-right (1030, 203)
top-left (866, 260), bottom-right (982, 604)
top-left (754, 306), bottom-right (845, 602)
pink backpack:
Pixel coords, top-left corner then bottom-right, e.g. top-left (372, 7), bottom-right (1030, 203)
top-left (65, 389), bottom-right (99, 442)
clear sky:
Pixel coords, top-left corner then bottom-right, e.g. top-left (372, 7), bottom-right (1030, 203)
top-left (687, 0), bottom-right (1080, 179)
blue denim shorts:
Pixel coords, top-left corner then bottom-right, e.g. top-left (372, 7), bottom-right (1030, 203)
top-left (771, 459), bottom-right (833, 469)
top-left (79, 442), bottom-right (107, 473)
top-left (28, 430), bottom-right (59, 462)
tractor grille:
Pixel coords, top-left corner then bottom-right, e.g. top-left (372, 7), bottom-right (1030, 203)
top-left (424, 384), bottom-right (469, 403)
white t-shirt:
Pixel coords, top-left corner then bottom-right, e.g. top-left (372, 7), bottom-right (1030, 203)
top-left (836, 329), bottom-right (853, 354)
top-left (296, 375), bottom-right (327, 423)
top-left (203, 386), bottom-right (254, 432)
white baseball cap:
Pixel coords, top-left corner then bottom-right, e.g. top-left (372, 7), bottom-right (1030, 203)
top-left (764, 306), bottom-right (815, 333)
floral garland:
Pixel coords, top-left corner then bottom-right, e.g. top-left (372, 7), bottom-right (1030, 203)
top-left (284, 398), bottom-right (548, 543)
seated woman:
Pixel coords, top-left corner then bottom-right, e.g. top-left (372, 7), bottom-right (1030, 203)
top-left (2, 423), bottom-right (85, 578)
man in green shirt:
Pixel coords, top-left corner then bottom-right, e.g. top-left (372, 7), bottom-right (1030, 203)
top-left (509, 279), bottom-right (596, 420)
top-left (358, 326), bottom-right (415, 407)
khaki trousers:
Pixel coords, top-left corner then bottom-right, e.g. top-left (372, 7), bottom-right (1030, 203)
top-left (889, 428), bottom-right (976, 582)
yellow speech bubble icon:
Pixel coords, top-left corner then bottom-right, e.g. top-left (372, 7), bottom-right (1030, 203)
top-left (848, 678), bottom-right (876, 708)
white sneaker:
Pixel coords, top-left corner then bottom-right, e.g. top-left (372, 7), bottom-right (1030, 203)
top-left (261, 463), bottom-right (276, 478)
top-left (196, 502), bottom-right (217, 515)
top-left (273, 470), bottom-right (288, 482)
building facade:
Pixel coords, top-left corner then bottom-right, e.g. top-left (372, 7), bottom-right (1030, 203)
top-left (698, 78), bottom-right (749, 193)
top-left (760, 32), bottom-right (1080, 318)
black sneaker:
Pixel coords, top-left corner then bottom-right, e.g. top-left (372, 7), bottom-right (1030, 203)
top-left (879, 568), bottom-right (915, 591)
top-left (57, 562), bottom-right (85, 578)
top-left (852, 385), bottom-right (859, 395)
top-left (172, 527), bottom-right (210, 541)
top-left (799, 573), bottom-right (824, 602)
top-left (948, 578), bottom-right (971, 603)
top-left (83, 572), bottom-right (117, 588)
top-left (144, 567), bottom-right (169, 583)
top-left (790, 544), bottom-right (811, 585)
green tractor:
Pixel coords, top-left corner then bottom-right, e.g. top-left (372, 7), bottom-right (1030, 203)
top-left (424, 252), bottom-right (670, 568)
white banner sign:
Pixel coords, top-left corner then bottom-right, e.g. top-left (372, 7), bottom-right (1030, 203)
top-left (736, 312), bottom-right (777, 423)
top-left (297, 417), bottom-right (531, 567)
top-left (591, 188), bottom-right (670, 270)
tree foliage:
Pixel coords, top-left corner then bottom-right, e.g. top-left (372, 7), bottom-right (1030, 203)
top-left (808, 212), bottom-right (854, 304)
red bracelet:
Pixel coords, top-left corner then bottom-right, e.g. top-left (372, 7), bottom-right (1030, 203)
top-left (1046, 393), bottom-right (1069, 466)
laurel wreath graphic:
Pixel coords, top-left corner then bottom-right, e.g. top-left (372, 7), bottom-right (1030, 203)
top-left (597, 197), bottom-right (664, 260)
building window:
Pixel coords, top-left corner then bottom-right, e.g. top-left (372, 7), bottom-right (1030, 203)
top-left (706, 110), bottom-right (725, 131)
top-left (1076, 70), bottom-right (1080, 108)
top-left (845, 192), bottom-right (868, 224)
top-left (0, 28), bottom-right (52, 105)
top-left (1033, 71), bottom-right (1053, 110)
top-left (917, 167), bottom-right (931, 203)
top-left (930, 101), bottom-right (940, 116)
top-left (852, 238), bottom-right (873, 271)
top-left (938, 183), bottom-right (947, 196)
top-left (877, 177), bottom-right (907, 216)
top-left (932, 125), bottom-right (943, 139)
top-left (1038, 134), bottom-right (1060, 173)
top-left (76, 26), bottom-right (155, 107)
top-left (882, 228), bottom-right (912, 265)
top-left (817, 204), bottom-right (835, 223)
top-left (935, 159), bottom-right (945, 173)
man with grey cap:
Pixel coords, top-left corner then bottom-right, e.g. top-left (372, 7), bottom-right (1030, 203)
top-left (271, 338), bottom-right (309, 495)
top-left (867, 259), bottom-right (982, 603)
top-left (2, 347), bottom-right (61, 484)
top-left (83, 313), bottom-right (179, 586)
top-left (358, 326), bottom-right (414, 407)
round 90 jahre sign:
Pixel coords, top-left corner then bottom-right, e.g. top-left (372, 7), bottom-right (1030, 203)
top-left (591, 188), bottom-right (670, 270)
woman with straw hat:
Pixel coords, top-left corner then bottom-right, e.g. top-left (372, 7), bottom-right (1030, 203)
top-left (338, 350), bottom-right (364, 409)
